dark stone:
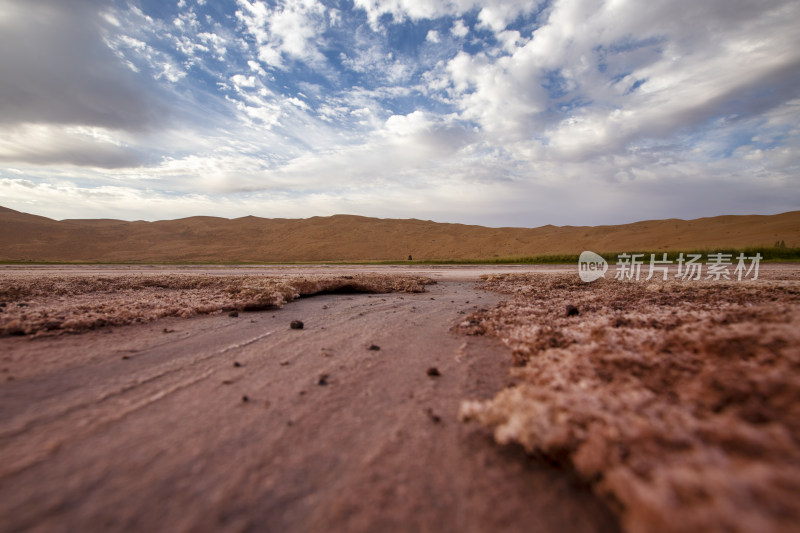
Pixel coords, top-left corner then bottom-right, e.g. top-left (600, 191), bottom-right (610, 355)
top-left (426, 408), bottom-right (442, 424)
top-left (566, 304), bottom-right (580, 317)
top-left (368, 344), bottom-right (380, 351)
top-left (290, 320), bottom-right (304, 329)
top-left (427, 367), bottom-right (441, 377)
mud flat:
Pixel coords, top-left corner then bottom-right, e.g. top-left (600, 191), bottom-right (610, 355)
top-left (0, 266), bottom-right (616, 533)
top-left (1, 264), bottom-right (798, 532)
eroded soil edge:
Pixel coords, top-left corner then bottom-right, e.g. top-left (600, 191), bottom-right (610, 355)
top-left (457, 271), bottom-right (800, 533)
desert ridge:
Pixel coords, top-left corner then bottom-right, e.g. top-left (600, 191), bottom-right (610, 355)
top-left (0, 206), bottom-right (798, 263)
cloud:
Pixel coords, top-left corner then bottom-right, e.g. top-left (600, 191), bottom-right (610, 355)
top-left (352, 0), bottom-right (540, 31)
top-left (0, 124), bottom-right (151, 168)
top-left (444, 0), bottom-right (800, 156)
top-left (450, 19), bottom-right (469, 38)
top-left (0, 0), bottom-right (797, 227)
top-left (0, 0), bottom-right (168, 131)
top-left (235, 0), bottom-right (327, 69)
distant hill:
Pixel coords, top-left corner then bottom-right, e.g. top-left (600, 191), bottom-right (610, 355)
top-left (0, 206), bottom-right (798, 263)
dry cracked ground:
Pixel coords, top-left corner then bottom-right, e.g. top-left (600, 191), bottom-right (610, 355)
top-left (1, 266), bottom-right (799, 533)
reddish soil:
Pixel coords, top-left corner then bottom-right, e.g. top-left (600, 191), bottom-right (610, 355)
top-left (459, 268), bottom-right (800, 533)
top-left (0, 267), bottom-right (618, 533)
top-left (3, 264), bottom-right (798, 532)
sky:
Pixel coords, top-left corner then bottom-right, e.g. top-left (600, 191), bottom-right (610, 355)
top-left (0, 0), bottom-right (798, 227)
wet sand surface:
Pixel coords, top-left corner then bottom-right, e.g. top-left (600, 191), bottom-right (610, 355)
top-left (0, 270), bottom-right (619, 533)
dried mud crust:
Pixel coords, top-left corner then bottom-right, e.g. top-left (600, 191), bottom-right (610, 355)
top-left (0, 273), bottom-right (434, 336)
top-left (457, 271), bottom-right (800, 533)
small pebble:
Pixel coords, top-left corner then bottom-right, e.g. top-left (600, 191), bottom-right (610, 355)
top-left (242, 395), bottom-right (250, 403)
top-left (566, 304), bottom-right (580, 317)
top-left (233, 361), bottom-right (242, 368)
top-left (368, 344), bottom-right (381, 351)
top-left (290, 320), bottom-right (304, 329)
top-left (317, 373), bottom-right (329, 386)
top-left (427, 367), bottom-right (441, 377)
top-left (229, 311), bottom-right (239, 318)
top-left (426, 408), bottom-right (442, 424)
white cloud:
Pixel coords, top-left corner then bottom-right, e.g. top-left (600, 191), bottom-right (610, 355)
top-left (230, 74), bottom-right (257, 89)
top-left (477, 0), bottom-right (544, 32)
top-left (198, 32), bottom-right (227, 59)
top-left (353, 1), bottom-right (541, 31)
top-left (450, 19), bottom-right (469, 37)
top-left (340, 43), bottom-right (415, 85)
top-left (1, 0), bottom-right (797, 228)
top-left (444, 0), bottom-right (800, 155)
top-left (235, 0), bottom-right (327, 69)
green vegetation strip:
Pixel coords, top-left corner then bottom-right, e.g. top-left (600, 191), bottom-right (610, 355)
top-left (409, 246), bottom-right (800, 265)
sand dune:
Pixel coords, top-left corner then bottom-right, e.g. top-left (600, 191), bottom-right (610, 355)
top-left (1, 206), bottom-right (797, 262)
